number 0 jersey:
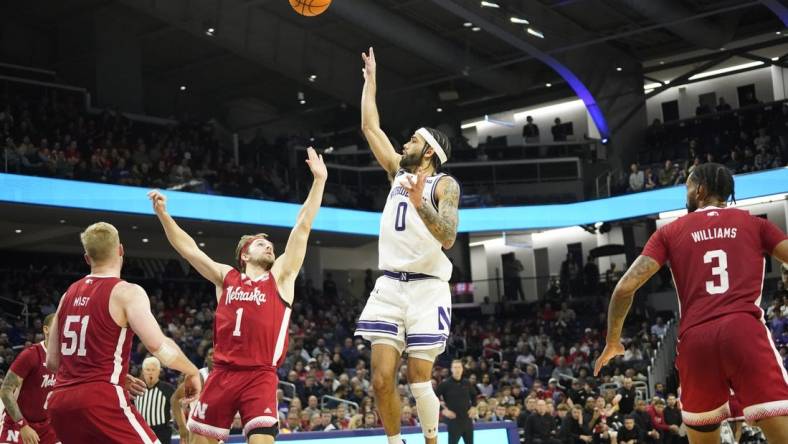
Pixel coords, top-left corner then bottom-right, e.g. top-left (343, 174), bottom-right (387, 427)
top-left (378, 169), bottom-right (454, 281)
top-left (642, 207), bottom-right (787, 337)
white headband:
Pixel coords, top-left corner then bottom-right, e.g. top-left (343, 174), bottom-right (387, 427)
top-left (416, 127), bottom-right (448, 165)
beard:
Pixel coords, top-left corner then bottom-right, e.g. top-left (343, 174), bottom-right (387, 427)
top-left (399, 150), bottom-right (423, 170)
top-left (686, 198), bottom-right (698, 213)
top-left (247, 253), bottom-right (274, 270)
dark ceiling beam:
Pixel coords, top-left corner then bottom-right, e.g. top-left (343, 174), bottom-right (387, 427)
top-left (329, 0), bottom-right (526, 95)
top-left (644, 36), bottom-right (788, 73)
top-left (612, 0), bottom-right (741, 50)
top-left (147, 52), bottom-right (234, 78)
top-left (740, 52), bottom-right (788, 69)
top-left (645, 55), bottom-right (732, 100)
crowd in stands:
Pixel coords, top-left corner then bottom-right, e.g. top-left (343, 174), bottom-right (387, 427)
top-left (1, 250), bottom-right (720, 443)
top-left (615, 98), bottom-right (788, 195)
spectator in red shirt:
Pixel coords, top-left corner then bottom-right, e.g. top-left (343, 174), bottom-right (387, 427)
top-left (647, 397), bottom-right (679, 438)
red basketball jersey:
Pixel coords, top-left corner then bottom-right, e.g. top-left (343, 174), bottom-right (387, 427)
top-left (213, 269), bottom-right (292, 369)
top-left (54, 275), bottom-right (133, 389)
top-left (643, 207), bottom-right (788, 337)
top-left (6, 342), bottom-right (55, 423)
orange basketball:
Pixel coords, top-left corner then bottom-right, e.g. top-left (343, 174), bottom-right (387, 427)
top-left (289, 0), bottom-right (332, 16)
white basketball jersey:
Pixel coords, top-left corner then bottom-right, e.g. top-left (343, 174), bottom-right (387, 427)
top-left (378, 169), bottom-right (453, 281)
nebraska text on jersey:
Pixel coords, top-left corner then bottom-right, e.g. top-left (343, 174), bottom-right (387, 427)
top-left (225, 286), bottom-right (267, 305)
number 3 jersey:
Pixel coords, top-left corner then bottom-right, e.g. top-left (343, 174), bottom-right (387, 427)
top-left (642, 207), bottom-right (788, 337)
top-left (378, 170), bottom-right (454, 281)
top-left (213, 269), bottom-right (291, 369)
top-left (55, 276), bottom-right (131, 389)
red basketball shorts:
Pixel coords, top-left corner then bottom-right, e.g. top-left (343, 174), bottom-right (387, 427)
top-left (187, 367), bottom-right (279, 441)
top-left (47, 382), bottom-right (159, 444)
top-left (677, 313), bottom-right (788, 426)
top-left (0, 417), bottom-right (60, 444)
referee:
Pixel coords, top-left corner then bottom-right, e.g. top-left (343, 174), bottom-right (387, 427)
top-left (436, 359), bottom-right (477, 444)
top-left (135, 356), bottom-right (176, 444)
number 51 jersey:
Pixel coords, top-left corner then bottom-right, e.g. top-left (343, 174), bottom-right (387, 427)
top-left (642, 207), bottom-right (788, 337)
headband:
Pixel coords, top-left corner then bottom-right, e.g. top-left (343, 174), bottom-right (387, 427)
top-left (238, 236), bottom-right (267, 269)
top-left (416, 128), bottom-right (448, 165)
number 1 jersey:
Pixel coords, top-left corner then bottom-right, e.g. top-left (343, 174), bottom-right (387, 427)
top-left (642, 207), bottom-right (787, 337)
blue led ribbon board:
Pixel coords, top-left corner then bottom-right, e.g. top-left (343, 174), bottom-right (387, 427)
top-left (1, 168), bottom-right (786, 234)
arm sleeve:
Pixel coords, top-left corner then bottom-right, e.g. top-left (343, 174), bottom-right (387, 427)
top-left (642, 226), bottom-right (669, 266)
top-left (9, 347), bottom-right (34, 379)
top-left (759, 217), bottom-right (788, 255)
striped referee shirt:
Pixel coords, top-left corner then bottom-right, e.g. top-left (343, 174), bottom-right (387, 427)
top-left (134, 380), bottom-right (175, 427)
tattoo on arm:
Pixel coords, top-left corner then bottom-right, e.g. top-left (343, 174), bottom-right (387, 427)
top-left (0, 371), bottom-right (23, 422)
top-left (415, 178), bottom-right (459, 247)
top-left (606, 256), bottom-right (661, 340)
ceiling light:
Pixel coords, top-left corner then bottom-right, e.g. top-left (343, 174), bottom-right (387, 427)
top-left (719, 47), bottom-right (725, 51)
top-left (59, 219), bottom-right (66, 224)
top-left (510, 17), bottom-right (530, 25)
top-left (14, 229), bottom-right (22, 234)
top-left (688, 61), bottom-right (764, 80)
top-left (777, 31), bottom-right (782, 35)
top-left (197, 231), bottom-right (203, 235)
top-left (142, 238), bottom-right (149, 243)
top-left (205, 27), bottom-right (215, 36)
top-left (480, 1), bottom-right (500, 8)
top-left (436, 107), bottom-right (443, 112)
top-left (179, 85), bottom-right (187, 91)
top-left (616, 67), bottom-right (623, 72)
top-left (463, 22), bottom-right (473, 28)
top-left (545, 83), bottom-right (552, 87)
top-left (472, 26), bottom-right (481, 32)
top-left (772, 57), bottom-right (780, 61)
top-left (644, 83), bottom-right (661, 90)
top-left (309, 137), bottom-right (315, 142)
top-left (526, 28), bottom-right (544, 39)
top-left (659, 61), bottom-right (665, 65)
top-left (299, 100), bottom-right (307, 105)
top-left (308, 74), bottom-right (317, 82)
top-left (132, 225), bottom-right (138, 230)
top-left (198, 242), bottom-right (205, 247)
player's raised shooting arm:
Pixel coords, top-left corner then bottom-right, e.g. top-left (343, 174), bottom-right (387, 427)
top-left (148, 190), bottom-right (232, 287)
top-left (121, 283), bottom-right (200, 378)
top-left (606, 255), bottom-right (661, 342)
top-left (0, 370), bottom-right (24, 423)
top-left (272, 148), bottom-right (326, 289)
top-left (360, 47), bottom-right (401, 175)
top-left (414, 176), bottom-right (460, 249)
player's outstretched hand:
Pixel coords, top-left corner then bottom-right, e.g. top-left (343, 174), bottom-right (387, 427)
top-left (594, 342), bottom-right (625, 376)
top-left (125, 374), bottom-right (147, 398)
top-left (403, 170), bottom-right (428, 209)
top-left (305, 147), bottom-right (327, 182)
top-left (147, 189), bottom-right (168, 215)
top-left (361, 46), bottom-right (376, 81)
top-left (183, 372), bottom-right (202, 404)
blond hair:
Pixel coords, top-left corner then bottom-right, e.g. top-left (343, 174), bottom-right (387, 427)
top-left (80, 222), bottom-right (120, 263)
top-left (234, 233), bottom-right (269, 271)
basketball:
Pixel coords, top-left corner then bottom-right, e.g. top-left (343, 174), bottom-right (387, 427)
top-left (289, 0), bottom-right (332, 16)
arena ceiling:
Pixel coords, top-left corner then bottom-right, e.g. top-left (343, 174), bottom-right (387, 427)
top-left (4, 0), bottom-right (786, 131)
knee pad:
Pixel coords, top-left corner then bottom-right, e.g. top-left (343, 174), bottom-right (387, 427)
top-left (686, 422), bottom-right (720, 433)
top-left (410, 381), bottom-right (440, 438)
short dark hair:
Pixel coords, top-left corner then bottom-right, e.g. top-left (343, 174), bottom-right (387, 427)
top-left (422, 127), bottom-right (451, 170)
top-left (689, 162), bottom-right (735, 203)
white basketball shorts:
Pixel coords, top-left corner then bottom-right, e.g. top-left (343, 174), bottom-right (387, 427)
top-left (355, 273), bottom-right (452, 354)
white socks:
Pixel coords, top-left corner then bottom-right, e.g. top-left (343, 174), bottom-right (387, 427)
top-left (410, 381), bottom-right (440, 438)
top-left (387, 434), bottom-right (403, 444)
